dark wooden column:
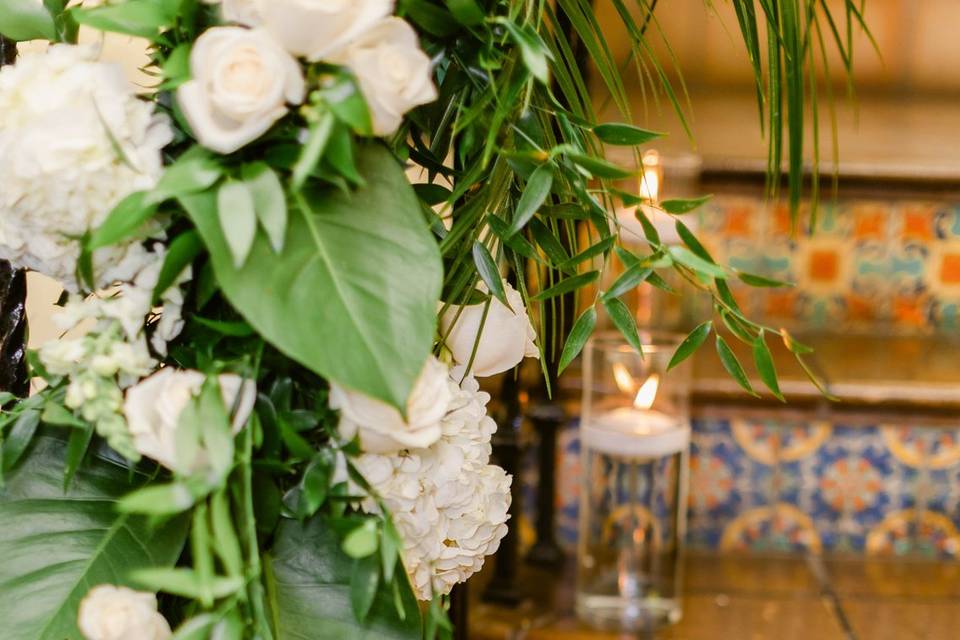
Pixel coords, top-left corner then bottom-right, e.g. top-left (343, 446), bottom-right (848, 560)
top-left (0, 37), bottom-right (28, 398)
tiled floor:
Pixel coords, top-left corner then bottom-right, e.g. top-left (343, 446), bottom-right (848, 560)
top-left (470, 553), bottom-right (960, 639)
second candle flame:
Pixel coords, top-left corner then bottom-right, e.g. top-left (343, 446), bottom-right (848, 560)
top-left (634, 374), bottom-right (660, 410)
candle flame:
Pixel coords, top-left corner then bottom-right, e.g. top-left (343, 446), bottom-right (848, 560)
top-left (612, 362), bottom-right (636, 394)
top-left (633, 374), bottom-right (660, 410)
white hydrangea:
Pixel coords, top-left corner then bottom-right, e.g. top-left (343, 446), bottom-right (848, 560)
top-left (347, 373), bottom-right (511, 600)
top-left (0, 44), bottom-right (172, 291)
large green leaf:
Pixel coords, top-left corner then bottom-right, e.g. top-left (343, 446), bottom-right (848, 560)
top-left (266, 517), bottom-right (421, 639)
top-left (0, 0), bottom-right (57, 41)
top-left (0, 436), bottom-right (188, 640)
top-left (181, 145), bottom-right (443, 410)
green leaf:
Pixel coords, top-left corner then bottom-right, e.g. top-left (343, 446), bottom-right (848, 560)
top-left (351, 554), bottom-right (381, 622)
top-left (414, 183), bottom-right (452, 206)
top-left (660, 195), bottom-right (712, 215)
top-left (131, 568), bottom-right (242, 600)
top-left (530, 271), bottom-right (599, 301)
top-left (601, 262), bottom-right (651, 302)
top-left (444, 0), bottom-right (484, 26)
top-left (501, 21), bottom-right (552, 83)
top-left (400, 0), bottom-right (459, 37)
top-left (668, 321), bottom-right (712, 370)
top-left (118, 482), bottom-right (199, 516)
top-left (2, 409), bottom-right (40, 471)
top-left (71, 0), bottom-right (173, 38)
top-left (0, 0), bottom-right (57, 41)
top-left (486, 215), bottom-right (539, 262)
top-left (603, 297), bottom-right (642, 356)
top-left (674, 220), bottom-right (715, 263)
top-left (210, 489), bottom-right (243, 578)
top-left (593, 123), bottom-right (664, 146)
top-left (292, 111), bottom-right (335, 191)
top-left (319, 73), bottom-right (373, 136)
top-left (716, 335), bottom-right (758, 396)
top-left (668, 246), bottom-right (726, 279)
top-left (567, 152), bottom-right (636, 179)
top-left (508, 164), bottom-right (553, 235)
top-left (634, 208), bottom-right (661, 245)
top-left (160, 42), bottom-right (191, 89)
top-left (753, 332), bottom-right (785, 401)
top-left (0, 436), bottom-right (188, 640)
top-left (243, 163), bottom-right (288, 252)
top-left (153, 230), bottom-right (202, 303)
top-left (558, 306), bottom-right (597, 374)
top-left (148, 147), bottom-right (223, 205)
top-left (556, 236), bottom-right (615, 271)
top-left (218, 180), bottom-right (257, 269)
top-left (87, 191), bottom-right (156, 251)
top-left (181, 144), bottom-right (443, 410)
top-left (266, 516), bottom-right (421, 639)
top-left (472, 242), bottom-right (507, 307)
top-left (737, 271), bottom-right (794, 288)
top-left (343, 519), bottom-right (379, 559)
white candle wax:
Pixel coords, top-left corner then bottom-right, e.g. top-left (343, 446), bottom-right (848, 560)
top-left (583, 407), bottom-right (690, 458)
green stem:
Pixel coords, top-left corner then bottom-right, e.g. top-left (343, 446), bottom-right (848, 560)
top-left (241, 425), bottom-right (274, 640)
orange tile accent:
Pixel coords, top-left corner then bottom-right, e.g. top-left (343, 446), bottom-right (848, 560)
top-left (773, 205), bottom-right (793, 237)
top-left (765, 291), bottom-right (796, 317)
top-left (723, 206), bottom-right (753, 237)
top-left (808, 250), bottom-right (839, 282)
top-left (854, 211), bottom-right (886, 240)
top-left (940, 254), bottom-right (960, 284)
top-left (893, 296), bottom-right (927, 327)
top-left (846, 294), bottom-right (876, 323)
top-left (903, 210), bottom-right (934, 242)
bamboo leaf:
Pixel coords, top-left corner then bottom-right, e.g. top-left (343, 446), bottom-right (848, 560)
top-left (668, 321), bottom-right (711, 370)
top-left (753, 332), bottom-right (785, 401)
top-left (660, 195), bottom-right (712, 214)
top-left (472, 242), bottom-right (508, 307)
top-left (738, 271), bottom-right (794, 288)
top-left (716, 335), bottom-right (758, 396)
top-left (593, 123), bottom-right (664, 146)
top-left (508, 164), bottom-right (553, 235)
top-left (603, 297), bottom-right (643, 356)
top-left (531, 271), bottom-right (599, 301)
top-left (558, 306), bottom-right (596, 374)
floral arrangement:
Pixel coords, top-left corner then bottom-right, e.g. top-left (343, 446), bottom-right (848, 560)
top-left (0, 0), bottom-right (863, 638)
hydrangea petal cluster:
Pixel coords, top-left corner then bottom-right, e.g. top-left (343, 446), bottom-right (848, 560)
top-left (0, 45), bottom-right (172, 291)
top-left (348, 373), bottom-right (511, 600)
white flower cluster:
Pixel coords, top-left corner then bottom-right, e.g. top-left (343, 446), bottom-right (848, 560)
top-left (0, 44), bottom-right (172, 291)
top-left (185, 0), bottom-right (437, 153)
top-left (38, 248), bottom-right (191, 459)
top-left (78, 585), bottom-right (171, 640)
top-left (344, 372), bottom-right (511, 600)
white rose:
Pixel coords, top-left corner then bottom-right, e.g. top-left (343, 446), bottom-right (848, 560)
top-left (177, 27), bottom-right (305, 154)
top-left (217, 0), bottom-right (261, 25)
top-left (440, 281), bottom-right (539, 377)
top-left (330, 356), bottom-right (453, 454)
top-left (330, 17), bottom-right (438, 136)
top-left (78, 585), bottom-right (171, 640)
top-left (253, 0), bottom-right (393, 61)
top-left (123, 368), bottom-right (256, 472)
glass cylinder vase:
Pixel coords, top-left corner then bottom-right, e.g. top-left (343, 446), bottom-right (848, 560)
top-left (575, 331), bottom-right (691, 632)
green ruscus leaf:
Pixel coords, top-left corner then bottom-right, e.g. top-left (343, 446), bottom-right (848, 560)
top-left (181, 144), bottom-right (443, 410)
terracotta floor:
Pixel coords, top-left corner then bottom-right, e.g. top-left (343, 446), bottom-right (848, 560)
top-left (469, 553), bottom-right (960, 639)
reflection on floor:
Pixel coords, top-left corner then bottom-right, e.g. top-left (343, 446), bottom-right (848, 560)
top-left (470, 553), bottom-right (960, 639)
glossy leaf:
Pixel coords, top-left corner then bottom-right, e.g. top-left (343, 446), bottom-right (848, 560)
top-left (502, 21), bottom-right (551, 83)
top-left (472, 242), bottom-right (507, 307)
top-left (0, 436), bottom-right (188, 640)
top-left (601, 263), bottom-right (652, 302)
top-left (243, 163), bottom-right (288, 253)
top-left (217, 180), bottom-right (257, 269)
top-left (266, 516), bottom-right (421, 639)
top-left (87, 191), bottom-right (156, 251)
top-left (148, 147), bottom-right (223, 205)
top-left (182, 145), bottom-right (443, 411)
top-left (71, 0), bottom-right (172, 39)
top-left (675, 220), bottom-right (715, 263)
top-left (593, 123), bottom-right (663, 146)
top-left (530, 271), bottom-right (599, 301)
top-left (567, 152), bottom-right (636, 179)
top-left (738, 271), bottom-right (794, 288)
top-left (715, 335), bottom-right (758, 396)
top-left (668, 246), bottom-right (726, 279)
top-left (634, 208), bottom-right (661, 245)
top-left (153, 230), bottom-right (203, 303)
top-left (351, 554), bottom-right (381, 622)
top-left (668, 321), bottom-right (712, 370)
top-left (660, 195), bottom-right (712, 215)
top-left (603, 297), bottom-right (642, 356)
top-left (558, 306), bottom-right (596, 374)
top-left (0, 0), bottom-right (56, 40)
top-left (753, 332), bottom-right (785, 401)
top-left (508, 164), bottom-right (553, 235)
top-left (1, 409), bottom-right (40, 471)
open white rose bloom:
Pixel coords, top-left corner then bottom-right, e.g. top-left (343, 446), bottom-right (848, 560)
top-left (0, 0), bottom-right (848, 636)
